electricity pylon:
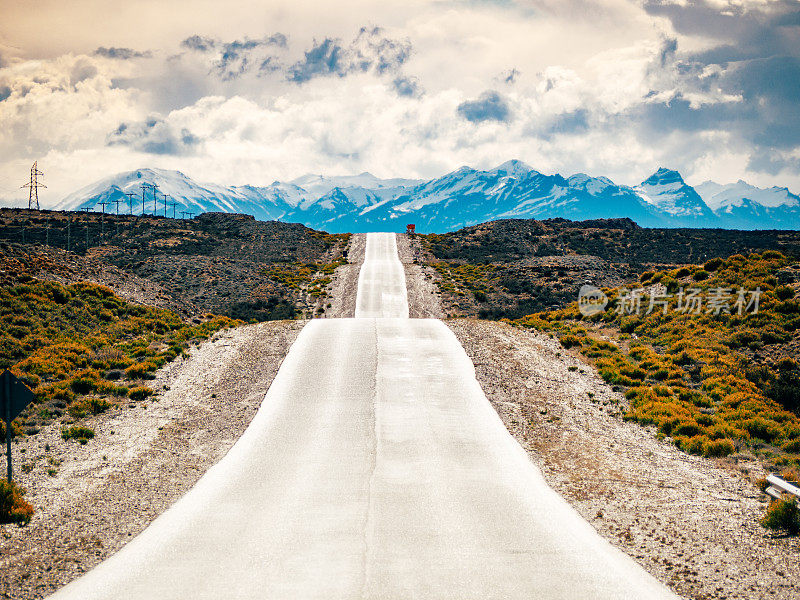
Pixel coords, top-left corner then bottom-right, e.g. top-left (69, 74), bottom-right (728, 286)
top-left (21, 161), bottom-right (46, 209)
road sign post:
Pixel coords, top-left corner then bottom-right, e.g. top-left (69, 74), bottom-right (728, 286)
top-left (4, 371), bottom-right (9, 482)
top-left (1, 370), bottom-right (34, 482)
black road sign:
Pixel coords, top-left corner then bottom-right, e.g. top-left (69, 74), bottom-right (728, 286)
top-left (2, 370), bottom-right (34, 482)
top-left (2, 370), bottom-right (34, 421)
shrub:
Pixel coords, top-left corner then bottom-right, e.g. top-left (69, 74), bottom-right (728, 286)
top-left (105, 369), bottom-right (124, 381)
top-left (559, 335), bottom-right (582, 349)
top-left (69, 374), bottom-right (98, 394)
top-left (776, 286), bottom-right (795, 301)
top-left (125, 362), bottom-right (154, 380)
top-left (782, 439), bottom-right (800, 453)
top-left (128, 386), bottom-right (153, 401)
top-left (692, 270), bottom-right (709, 281)
top-left (673, 421), bottom-right (703, 437)
top-left (61, 426), bottom-right (95, 442)
top-left (681, 434), bottom-right (708, 455)
top-left (0, 479), bottom-right (33, 525)
top-left (742, 417), bottom-right (781, 443)
top-left (703, 438), bottom-right (735, 457)
top-left (761, 498), bottom-right (799, 535)
top-left (68, 397), bottom-right (111, 419)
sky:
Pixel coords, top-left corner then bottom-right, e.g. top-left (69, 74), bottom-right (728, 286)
top-left (1, 0), bottom-right (799, 205)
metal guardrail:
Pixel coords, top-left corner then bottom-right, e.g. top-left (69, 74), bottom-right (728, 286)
top-left (765, 474), bottom-right (800, 504)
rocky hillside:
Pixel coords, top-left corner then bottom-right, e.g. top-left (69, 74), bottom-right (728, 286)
top-left (417, 218), bottom-right (800, 319)
top-left (0, 208), bottom-right (350, 320)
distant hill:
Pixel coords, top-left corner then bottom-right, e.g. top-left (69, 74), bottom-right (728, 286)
top-left (57, 162), bottom-right (800, 233)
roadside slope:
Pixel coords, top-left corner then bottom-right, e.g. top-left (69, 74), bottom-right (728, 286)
top-left (449, 318), bottom-right (800, 600)
top-left (1, 321), bottom-right (305, 599)
top-left (324, 233), bottom-right (365, 318)
top-left (395, 232), bottom-right (444, 318)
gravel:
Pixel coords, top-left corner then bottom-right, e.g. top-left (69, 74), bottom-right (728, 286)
top-left (0, 320), bottom-right (305, 600)
top-left (395, 233), bottom-right (445, 319)
top-left (324, 233), bottom-right (364, 318)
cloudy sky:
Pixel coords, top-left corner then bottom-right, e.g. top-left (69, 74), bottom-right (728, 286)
top-left (1, 0), bottom-right (799, 204)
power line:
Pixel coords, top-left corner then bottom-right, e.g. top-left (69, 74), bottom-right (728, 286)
top-left (20, 161), bottom-right (46, 209)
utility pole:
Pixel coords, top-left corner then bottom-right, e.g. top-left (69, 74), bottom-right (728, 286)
top-left (112, 197), bottom-right (122, 215)
top-left (141, 183), bottom-right (149, 216)
top-left (168, 199), bottom-right (178, 219)
top-left (5, 371), bottom-right (11, 482)
top-left (162, 192), bottom-right (169, 217)
top-left (98, 199), bottom-right (109, 240)
top-left (125, 192), bottom-right (136, 215)
top-left (151, 185), bottom-right (159, 215)
top-left (20, 161), bottom-right (46, 210)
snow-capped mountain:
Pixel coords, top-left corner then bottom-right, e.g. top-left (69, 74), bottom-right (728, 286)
top-left (57, 163), bottom-right (800, 233)
top-left (56, 168), bottom-right (294, 221)
top-left (362, 160), bottom-right (668, 231)
top-left (634, 168), bottom-right (719, 226)
top-left (696, 180), bottom-right (800, 229)
top-left (289, 172), bottom-right (421, 201)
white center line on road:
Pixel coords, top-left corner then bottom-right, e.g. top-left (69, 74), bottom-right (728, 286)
top-left (48, 232), bottom-right (678, 600)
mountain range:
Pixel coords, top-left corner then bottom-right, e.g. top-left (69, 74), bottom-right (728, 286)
top-left (55, 161), bottom-right (799, 233)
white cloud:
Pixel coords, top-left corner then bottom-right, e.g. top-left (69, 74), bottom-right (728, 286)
top-left (0, 0), bottom-right (798, 205)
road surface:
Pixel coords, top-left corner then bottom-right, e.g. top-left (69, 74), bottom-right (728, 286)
top-left (49, 232), bottom-right (677, 599)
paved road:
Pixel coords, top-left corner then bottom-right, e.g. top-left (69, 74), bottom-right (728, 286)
top-left (355, 232), bottom-right (408, 318)
top-left (49, 233), bottom-right (677, 599)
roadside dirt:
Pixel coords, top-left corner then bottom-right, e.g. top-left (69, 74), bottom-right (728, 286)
top-left (0, 320), bottom-right (305, 600)
top-left (324, 233), bottom-right (365, 318)
top-left (448, 318), bottom-right (800, 600)
top-left (395, 233), bottom-right (445, 319)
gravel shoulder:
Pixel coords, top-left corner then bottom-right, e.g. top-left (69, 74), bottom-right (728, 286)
top-left (396, 233), bottom-right (445, 319)
top-left (324, 233), bottom-right (365, 318)
top-left (0, 320), bottom-right (305, 600)
top-left (448, 318), bottom-right (800, 600)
